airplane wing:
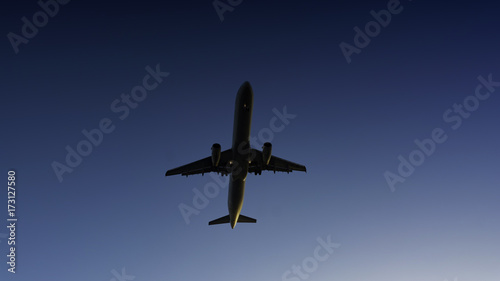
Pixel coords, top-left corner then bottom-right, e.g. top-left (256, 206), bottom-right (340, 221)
top-left (249, 149), bottom-right (306, 174)
top-left (165, 149), bottom-right (232, 177)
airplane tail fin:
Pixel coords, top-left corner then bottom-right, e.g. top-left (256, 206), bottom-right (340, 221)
top-left (208, 214), bottom-right (257, 226)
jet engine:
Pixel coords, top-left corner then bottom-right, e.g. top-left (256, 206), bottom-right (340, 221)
top-left (262, 142), bottom-right (272, 165)
top-left (211, 143), bottom-right (221, 166)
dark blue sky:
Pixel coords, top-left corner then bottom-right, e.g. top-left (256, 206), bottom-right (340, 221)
top-left (1, 0), bottom-right (500, 280)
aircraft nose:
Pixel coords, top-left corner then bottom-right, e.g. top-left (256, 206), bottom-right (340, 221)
top-left (238, 81), bottom-right (252, 96)
top-left (241, 81), bottom-right (251, 89)
top-left (237, 81), bottom-right (253, 105)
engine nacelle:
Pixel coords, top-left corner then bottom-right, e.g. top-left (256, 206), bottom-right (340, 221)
top-left (211, 143), bottom-right (221, 167)
top-left (262, 142), bottom-right (272, 165)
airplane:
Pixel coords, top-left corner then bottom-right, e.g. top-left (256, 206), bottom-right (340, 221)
top-left (165, 81), bottom-right (306, 228)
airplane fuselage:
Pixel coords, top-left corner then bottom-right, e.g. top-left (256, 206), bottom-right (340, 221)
top-left (228, 81), bottom-right (253, 228)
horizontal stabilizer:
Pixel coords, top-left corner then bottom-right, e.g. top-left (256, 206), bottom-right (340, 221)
top-left (208, 215), bottom-right (230, 225)
top-left (208, 214), bottom-right (257, 225)
top-left (237, 214), bottom-right (257, 223)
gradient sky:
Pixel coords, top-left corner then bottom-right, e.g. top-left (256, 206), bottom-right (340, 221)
top-left (1, 1), bottom-right (500, 280)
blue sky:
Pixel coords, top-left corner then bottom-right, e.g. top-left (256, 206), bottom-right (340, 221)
top-left (1, 0), bottom-right (500, 280)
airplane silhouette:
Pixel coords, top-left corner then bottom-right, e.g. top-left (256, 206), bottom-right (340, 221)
top-left (166, 81), bottom-right (306, 228)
